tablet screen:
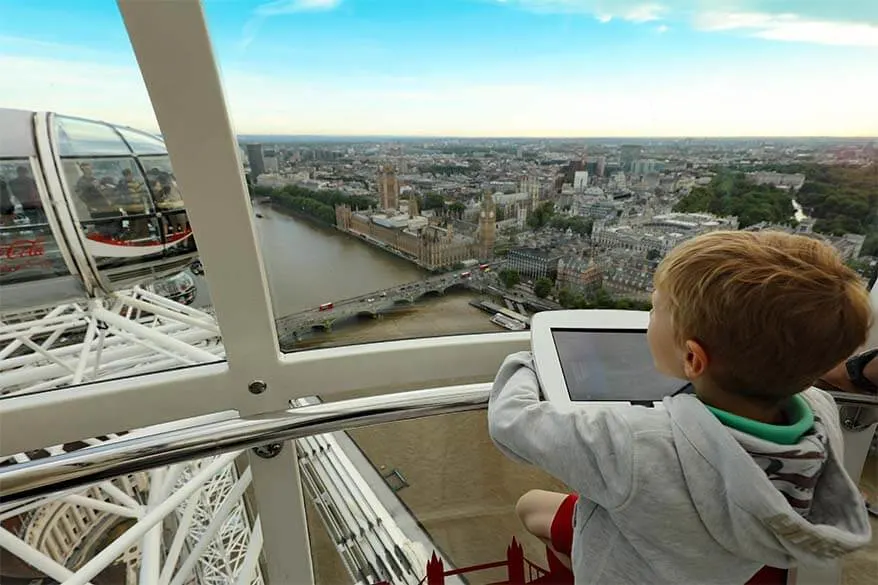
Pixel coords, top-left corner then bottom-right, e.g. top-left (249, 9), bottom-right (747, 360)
top-left (551, 329), bottom-right (687, 401)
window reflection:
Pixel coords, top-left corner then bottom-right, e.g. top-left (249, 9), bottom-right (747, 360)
top-left (55, 116), bottom-right (130, 157)
top-left (0, 159), bottom-right (69, 284)
top-left (64, 158), bottom-right (154, 220)
top-left (141, 155), bottom-right (184, 210)
top-left (116, 126), bottom-right (167, 155)
top-left (62, 158), bottom-right (161, 264)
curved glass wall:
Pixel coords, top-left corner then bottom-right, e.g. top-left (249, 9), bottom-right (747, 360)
top-left (54, 115), bottom-right (197, 274)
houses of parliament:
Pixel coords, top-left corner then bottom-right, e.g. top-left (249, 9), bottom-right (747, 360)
top-left (335, 165), bottom-right (496, 271)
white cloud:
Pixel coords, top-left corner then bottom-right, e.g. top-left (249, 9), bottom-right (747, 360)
top-left (0, 55), bottom-right (159, 131)
top-left (656, 24), bottom-right (669, 33)
top-left (241, 0), bottom-right (343, 49)
top-left (3, 51), bottom-right (876, 137)
top-left (696, 12), bottom-right (878, 47)
top-left (256, 0), bottom-right (342, 16)
top-left (501, 1), bottom-right (666, 22)
top-left (498, 1), bottom-right (878, 46)
top-left (623, 4), bottom-right (664, 23)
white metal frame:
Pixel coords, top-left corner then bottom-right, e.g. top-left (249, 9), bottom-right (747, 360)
top-left (0, 2), bottom-right (527, 582)
top-left (1, 1), bottom-right (876, 584)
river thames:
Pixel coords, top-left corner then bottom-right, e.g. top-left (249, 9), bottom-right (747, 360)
top-left (247, 203), bottom-right (566, 584)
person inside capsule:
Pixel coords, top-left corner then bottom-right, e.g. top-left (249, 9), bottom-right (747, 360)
top-left (489, 230), bottom-right (873, 585)
top-left (0, 178), bottom-right (13, 226)
top-left (75, 161), bottom-right (129, 240)
top-left (8, 166), bottom-right (44, 225)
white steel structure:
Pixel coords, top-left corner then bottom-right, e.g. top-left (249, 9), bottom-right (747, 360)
top-left (0, 2), bottom-right (875, 585)
top-left (0, 287), bottom-right (223, 396)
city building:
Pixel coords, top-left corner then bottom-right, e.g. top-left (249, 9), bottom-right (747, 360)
top-left (246, 143), bottom-right (265, 178)
top-left (377, 164), bottom-right (400, 210)
top-left (591, 212), bottom-right (738, 257)
top-left (744, 221), bottom-right (866, 261)
top-left (596, 251), bottom-right (656, 299)
top-left (631, 159), bottom-right (661, 176)
top-left (620, 144), bottom-right (643, 172)
top-left (519, 175), bottom-right (540, 208)
top-left (747, 171), bottom-right (806, 191)
top-left (556, 257), bottom-right (602, 293)
top-left (264, 155), bottom-right (279, 174)
top-left (574, 197), bottom-right (618, 220)
top-left (335, 205), bottom-right (479, 270)
top-left (505, 248), bottom-right (562, 280)
top-left (573, 171), bottom-right (589, 192)
top-left (478, 191), bottom-right (496, 259)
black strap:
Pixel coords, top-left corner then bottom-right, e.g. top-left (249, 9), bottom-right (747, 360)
top-left (672, 382), bottom-right (695, 396)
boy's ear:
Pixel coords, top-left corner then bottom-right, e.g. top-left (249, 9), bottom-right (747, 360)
top-left (683, 339), bottom-right (709, 379)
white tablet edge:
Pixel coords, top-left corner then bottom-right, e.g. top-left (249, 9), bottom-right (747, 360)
top-left (531, 309), bottom-right (651, 409)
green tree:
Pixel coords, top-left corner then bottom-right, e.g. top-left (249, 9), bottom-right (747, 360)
top-left (498, 268), bottom-right (521, 289)
top-left (422, 192), bottom-right (446, 211)
top-left (448, 201), bottom-right (466, 218)
top-left (549, 215), bottom-right (593, 236)
top-left (646, 249), bottom-right (662, 261)
top-left (673, 171), bottom-right (795, 228)
top-left (533, 277), bottom-right (553, 299)
top-left (527, 202), bottom-right (555, 230)
top-left (558, 287), bottom-right (575, 308)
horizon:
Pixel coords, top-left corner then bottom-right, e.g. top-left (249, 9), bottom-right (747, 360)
top-left (2, 0), bottom-right (877, 137)
top-left (234, 133), bottom-right (877, 141)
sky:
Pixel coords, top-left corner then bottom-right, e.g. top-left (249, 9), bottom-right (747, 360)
top-left (0, 0), bottom-right (876, 137)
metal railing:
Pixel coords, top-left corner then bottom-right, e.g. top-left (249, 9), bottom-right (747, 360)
top-left (0, 384), bottom-right (491, 504)
top-left (1, 384), bottom-right (876, 506)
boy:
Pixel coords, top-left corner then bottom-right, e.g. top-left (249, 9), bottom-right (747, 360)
top-left (488, 231), bottom-right (873, 585)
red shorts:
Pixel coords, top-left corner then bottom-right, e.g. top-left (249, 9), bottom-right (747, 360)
top-left (550, 493), bottom-right (579, 557)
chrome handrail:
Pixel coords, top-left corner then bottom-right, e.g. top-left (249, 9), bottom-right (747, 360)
top-left (1, 385), bottom-right (875, 505)
top-left (0, 384), bottom-right (491, 505)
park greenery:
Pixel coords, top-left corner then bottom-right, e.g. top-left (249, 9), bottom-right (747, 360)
top-left (498, 268), bottom-right (521, 289)
top-left (420, 192), bottom-right (447, 211)
top-left (533, 277), bottom-right (553, 298)
top-left (786, 164), bottom-right (878, 242)
top-left (251, 184), bottom-right (375, 226)
top-left (497, 268), bottom-right (651, 310)
top-left (526, 201), bottom-right (593, 236)
top-left (673, 165), bottom-right (878, 256)
top-left (558, 286), bottom-right (653, 311)
top-left (673, 171), bottom-right (795, 228)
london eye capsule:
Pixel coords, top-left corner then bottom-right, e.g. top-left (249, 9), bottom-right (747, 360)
top-left (0, 108), bottom-right (198, 313)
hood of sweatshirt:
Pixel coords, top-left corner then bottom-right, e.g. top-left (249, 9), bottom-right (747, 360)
top-left (663, 389), bottom-right (872, 567)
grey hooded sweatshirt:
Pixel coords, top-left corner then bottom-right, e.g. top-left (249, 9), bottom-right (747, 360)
top-left (488, 352), bottom-right (872, 585)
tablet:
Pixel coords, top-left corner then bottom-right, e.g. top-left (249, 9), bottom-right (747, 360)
top-left (531, 310), bottom-right (688, 406)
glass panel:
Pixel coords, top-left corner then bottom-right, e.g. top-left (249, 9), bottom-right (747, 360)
top-left (141, 155), bottom-right (185, 211)
top-left (0, 159), bottom-right (70, 285)
top-left (0, 447), bottom-right (263, 585)
top-left (1, 4), bottom-right (221, 398)
top-left (62, 158), bottom-right (154, 220)
top-left (55, 116), bottom-right (131, 156)
top-left (115, 126), bottom-right (167, 155)
top-left (301, 411), bottom-right (568, 585)
top-left (205, 2), bottom-right (876, 354)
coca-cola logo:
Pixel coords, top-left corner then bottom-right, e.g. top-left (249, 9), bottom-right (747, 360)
top-left (0, 238), bottom-right (52, 274)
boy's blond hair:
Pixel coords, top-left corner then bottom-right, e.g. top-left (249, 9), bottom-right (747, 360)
top-left (654, 230), bottom-right (873, 402)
